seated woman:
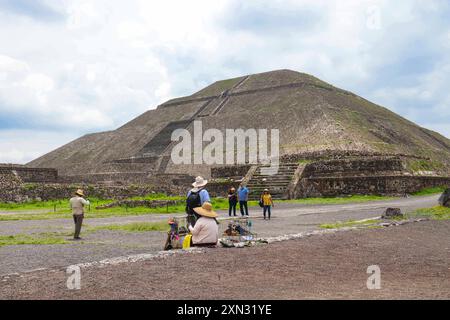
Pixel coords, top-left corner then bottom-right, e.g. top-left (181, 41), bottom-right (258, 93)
top-left (188, 202), bottom-right (219, 247)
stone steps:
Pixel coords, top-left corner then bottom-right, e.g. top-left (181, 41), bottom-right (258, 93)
top-left (247, 163), bottom-right (299, 200)
top-left (248, 182), bottom-right (292, 187)
top-left (250, 176), bottom-right (293, 181)
top-left (137, 120), bottom-right (191, 157)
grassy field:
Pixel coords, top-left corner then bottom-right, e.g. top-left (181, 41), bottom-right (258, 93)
top-left (320, 219), bottom-right (380, 229)
top-left (0, 189), bottom-right (442, 222)
top-left (286, 194), bottom-right (396, 205)
top-left (0, 193), bottom-right (184, 211)
top-left (320, 205), bottom-right (450, 229)
top-left (411, 186), bottom-right (446, 196)
top-left (0, 222), bottom-right (170, 247)
top-left (89, 221), bottom-right (169, 232)
top-left (0, 194), bottom-right (259, 221)
top-left (0, 232), bottom-right (71, 247)
top-left (412, 206), bottom-right (450, 220)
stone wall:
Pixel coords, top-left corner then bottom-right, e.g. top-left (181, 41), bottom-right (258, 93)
top-left (280, 150), bottom-right (429, 163)
top-left (0, 172), bottom-right (23, 202)
top-left (211, 165), bottom-right (251, 179)
top-left (15, 183), bottom-right (182, 202)
top-left (59, 172), bottom-right (150, 184)
top-left (295, 175), bottom-right (450, 198)
top-left (0, 165), bottom-right (58, 182)
top-left (301, 157), bottom-right (405, 178)
top-left (207, 181), bottom-right (241, 198)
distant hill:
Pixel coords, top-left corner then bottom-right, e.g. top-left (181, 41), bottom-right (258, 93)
top-left (28, 69), bottom-right (450, 178)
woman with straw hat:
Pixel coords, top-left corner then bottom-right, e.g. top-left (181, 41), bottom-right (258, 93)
top-left (188, 202), bottom-right (219, 247)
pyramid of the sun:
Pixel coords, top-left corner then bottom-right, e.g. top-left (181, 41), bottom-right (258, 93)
top-left (28, 69), bottom-right (450, 180)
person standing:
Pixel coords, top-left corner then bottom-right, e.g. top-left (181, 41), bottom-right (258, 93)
top-left (228, 187), bottom-right (237, 217)
top-left (238, 184), bottom-right (250, 217)
top-left (261, 189), bottom-right (274, 220)
top-left (69, 189), bottom-right (90, 240)
top-left (186, 176), bottom-right (211, 227)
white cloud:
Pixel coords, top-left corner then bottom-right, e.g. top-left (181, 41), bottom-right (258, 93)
top-left (0, 0), bottom-right (449, 164)
top-left (0, 129), bottom-right (77, 164)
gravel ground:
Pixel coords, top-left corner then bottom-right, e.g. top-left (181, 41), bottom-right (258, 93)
top-left (0, 220), bottom-right (448, 300)
top-left (0, 195), bottom-right (440, 275)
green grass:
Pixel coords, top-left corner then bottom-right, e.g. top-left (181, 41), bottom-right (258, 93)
top-left (89, 221), bottom-right (169, 232)
top-left (0, 221), bottom-right (170, 247)
top-left (407, 159), bottom-right (444, 173)
top-left (412, 206), bottom-right (450, 220)
top-left (0, 196), bottom-right (259, 221)
top-left (412, 186), bottom-right (447, 196)
top-left (320, 219), bottom-right (380, 229)
top-left (286, 194), bottom-right (395, 205)
top-left (0, 193), bottom-right (185, 212)
top-left (0, 233), bottom-right (70, 247)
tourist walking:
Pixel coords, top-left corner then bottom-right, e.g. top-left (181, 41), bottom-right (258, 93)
top-left (238, 183), bottom-right (250, 217)
top-left (186, 176), bottom-right (211, 227)
top-left (188, 202), bottom-right (219, 247)
top-left (261, 189), bottom-right (274, 220)
top-left (69, 189), bottom-right (90, 240)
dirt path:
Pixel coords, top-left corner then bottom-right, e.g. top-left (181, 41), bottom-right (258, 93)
top-left (0, 195), bottom-right (440, 275)
top-left (1, 220), bottom-right (448, 299)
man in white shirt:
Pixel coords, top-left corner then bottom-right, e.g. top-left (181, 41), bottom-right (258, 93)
top-left (69, 189), bottom-right (90, 240)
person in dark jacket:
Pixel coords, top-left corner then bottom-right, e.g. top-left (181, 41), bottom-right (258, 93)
top-left (186, 176), bottom-right (210, 227)
top-left (228, 187), bottom-right (237, 217)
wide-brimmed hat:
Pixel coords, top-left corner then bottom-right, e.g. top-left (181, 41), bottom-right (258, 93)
top-left (192, 176), bottom-right (208, 188)
top-left (193, 202), bottom-right (218, 218)
top-left (75, 189), bottom-right (85, 197)
top-left (263, 189), bottom-right (269, 192)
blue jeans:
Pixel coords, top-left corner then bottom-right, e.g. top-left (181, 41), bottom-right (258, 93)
top-left (239, 201), bottom-right (249, 216)
top-left (229, 201), bottom-right (237, 216)
top-left (263, 206), bottom-right (271, 219)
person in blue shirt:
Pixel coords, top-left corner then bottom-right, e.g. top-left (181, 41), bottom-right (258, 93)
top-left (237, 183), bottom-right (250, 217)
top-left (186, 176), bottom-right (211, 226)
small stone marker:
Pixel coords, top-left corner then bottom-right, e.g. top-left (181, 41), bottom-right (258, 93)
top-left (382, 207), bottom-right (403, 219)
top-left (438, 188), bottom-right (450, 207)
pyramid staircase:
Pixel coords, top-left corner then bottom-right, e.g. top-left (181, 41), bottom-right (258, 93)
top-left (247, 163), bottom-right (300, 200)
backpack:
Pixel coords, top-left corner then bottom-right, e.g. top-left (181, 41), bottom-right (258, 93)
top-left (186, 190), bottom-right (202, 214)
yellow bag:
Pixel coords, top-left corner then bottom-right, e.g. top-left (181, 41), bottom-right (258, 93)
top-left (182, 234), bottom-right (192, 249)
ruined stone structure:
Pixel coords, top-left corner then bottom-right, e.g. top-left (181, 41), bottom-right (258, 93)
top-left (212, 156), bottom-right (450, 200)
top-left (23, 69), bottom-right (450, 199)
top-left (0, 164), bottom-right (57, 183)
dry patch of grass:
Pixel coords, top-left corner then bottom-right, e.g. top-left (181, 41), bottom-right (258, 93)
top-left (320, 219), bottom-right (380, 229)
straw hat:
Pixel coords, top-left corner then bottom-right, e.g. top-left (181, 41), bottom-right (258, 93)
top-left (193, 202), bottom-right (218, 218)
top-left (192, 176), bottom-right (208, 188)
top-left (75, 189), bottom-right (85, 197)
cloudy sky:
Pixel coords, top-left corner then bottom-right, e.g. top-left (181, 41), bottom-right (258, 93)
top-left (0, 0), bottom-right (449, 164)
